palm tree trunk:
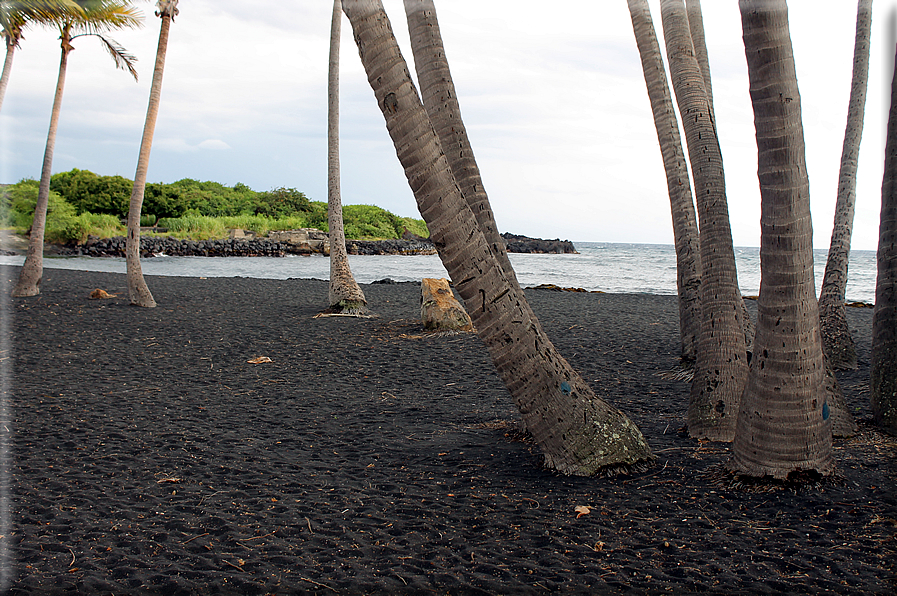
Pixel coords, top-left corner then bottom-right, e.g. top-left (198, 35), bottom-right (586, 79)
top-left (685, 0), bottom-right (714, 121)
top-left (402, 0), bottom-right (518, 288)
top-left (342, 0), bottom-right (652, 476)
top-left (660, 0), bottom-right (748, 441)
top-left (12, 30), bottom-right (72, 297)
top-left (730, 0), bottom-right (833, 479)
top-left (627, 0), bottom-right (702, 365)
top-left (871, 39), bottom-right (897, 435)
top-left (0, 40), bottom-right (16, 113)
top-left (819, 0), bottom-right (873, 371)
top-left (126, 10), bottom-right (174, 308)
top-left (326, 0), bottom-right (367, 314)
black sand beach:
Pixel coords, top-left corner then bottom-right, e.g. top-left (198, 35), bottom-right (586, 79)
top-left (3, 266), bottom-right (895, 594)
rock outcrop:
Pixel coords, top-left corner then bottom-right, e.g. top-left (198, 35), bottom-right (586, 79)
top-left (55, 231), bottom-right (575, 258)
top-left (500, 232), bottom-right (578, 254)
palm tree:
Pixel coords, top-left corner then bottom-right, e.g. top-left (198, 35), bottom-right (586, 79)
top-left (626, 0), bottom-right (701, 365)
top-left (402, 0), bottom-right (518, 288)
top-left (324, 0), bottom-right (368, 315)
top-left (0, 0), bottom-right (82, 112)
top-left (871, 38), bottom-right (897, 434)
top-left (819, 0), bottom-right (873, 371)
top-left (660, 0), bottom-right (748, 441)
top-left (730, 0), bottom-right (833, 479)
top-left (685, 0), bottom-right (714, 123)
top-left (12, 0), bottom-right (142, 298)
top-left (125, 0), bottom-right (177, 308)
top-left (342, 0), bottom-right (653, 476)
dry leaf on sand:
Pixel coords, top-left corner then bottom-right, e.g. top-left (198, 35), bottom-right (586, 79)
top-left (574, 505), bottom-right (591, 518)
top-left (247, 356), bottom-right (273, 364)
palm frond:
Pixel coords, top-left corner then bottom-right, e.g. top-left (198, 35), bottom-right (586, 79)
top-left (1, 0), bottom-right (83, 41)
top-left (89, 31), bottom-right (138, 80)
top-left (70, 0), bottom-right (143, 34)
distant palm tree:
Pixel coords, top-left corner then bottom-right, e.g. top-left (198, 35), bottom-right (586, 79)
top-left (871, 39), bottom-right (897, 435)
top-left (12, 0), bottom-right (142, 297)
top-left (731, 0), bottom-right (833, 479)
top-left (342, 0), bottom-right (653, 476)
top-left (819, 0), bottom-right (873, 371)
top-left (126, 0), bottom-right (178, 308)
top-left (0, 0), bottom-right (82, 112)
top-left (324, 0), bottom-right (368, 315)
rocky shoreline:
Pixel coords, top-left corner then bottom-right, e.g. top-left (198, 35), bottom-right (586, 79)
top-left (51, 230), bottom-right (577, 258)
top-left (57, 234), bottom-right (439, 258)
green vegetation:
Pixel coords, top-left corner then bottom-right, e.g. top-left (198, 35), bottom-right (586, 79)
top-left (0, 178), bottom-right (126, 243)
top-left (1, 169), bottom-right (429, 243)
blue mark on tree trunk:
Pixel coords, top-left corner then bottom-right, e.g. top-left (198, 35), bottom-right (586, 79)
top-left (561, 381), bottom-right (572, 395)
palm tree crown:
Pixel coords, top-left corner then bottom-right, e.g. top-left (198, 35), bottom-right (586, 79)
top-left (58, 0), bottom-right (143, 80)
top-left (1, 0), bottom-right (81, 48)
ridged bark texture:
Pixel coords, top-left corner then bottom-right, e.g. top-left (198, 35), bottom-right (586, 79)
top-left (402, 0), bottom-right (519, 289)
top-left (127, 9), bottom-right (175, 308)
top-left (661, 0), bottom-right (748, 440)
top-left (0, 40), bottom-right (15, 113)
top-left (731, 0), bottom-right (833, 478)
top-left (871, 39), bottom-right (897, 434)
top-left (327, 0), bottom-right (367, 313)
top-left (342, 0), bottom-right (653, 475)
top-left (13, 30), bottom-right (72, 297)
top-left (627, 0), bottom-right (701, 365)
top-left (819, 0), bottom-right (873, 371)
top-left (685, 0), bottom-right (714, 122)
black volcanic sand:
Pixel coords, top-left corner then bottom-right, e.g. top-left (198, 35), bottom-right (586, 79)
top-left (4, 266), bottom-right (895, 595)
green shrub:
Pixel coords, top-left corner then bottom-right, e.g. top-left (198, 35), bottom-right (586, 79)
top-left (3, 178), bottom-right (82, 238)
top-left (254, 187), bottom-right (312, 219)
top-left (156, 215), bottom-right (227, 240)
top-left (50, 168), bottom-right (132, 216)
top-left (399, 216), bottom-right (429, 238)
top-left (140, 214), bottom-right (157, 227)
top-left (53, 213), bottom-right (126, 244)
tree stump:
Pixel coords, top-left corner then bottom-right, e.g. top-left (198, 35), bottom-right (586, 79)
top-left (420, 278), bottom-right (474, 332)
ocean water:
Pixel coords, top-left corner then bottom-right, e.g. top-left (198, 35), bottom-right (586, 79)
top-left (0, 242), bottom-right (878, 304)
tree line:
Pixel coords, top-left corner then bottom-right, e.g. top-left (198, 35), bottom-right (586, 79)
top-left (0, 169), bottom-right (430, 242)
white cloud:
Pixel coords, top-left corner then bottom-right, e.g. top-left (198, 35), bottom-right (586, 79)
top-left (198, 139), bottom-right (231, 151)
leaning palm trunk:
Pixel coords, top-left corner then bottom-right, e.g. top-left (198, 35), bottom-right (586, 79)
top-left (819, 0), bottom-right (873, 371)
top-left (402, 0), bottom-right (518, 287)
top-left (342, 0), bottom-right (652, 476)
top-left (127, 2), bottom-right (178, 308)
top-left (326, 0), bottom-right (367, 314)
top-left (12, 30), bottom-right (71, 297)
top-left (0, 39), bottom-right (15, 113)
top-left (627, 0), bottom-right (701, 365)
top-left (870, 39), bottom-right (897, 434)
top-left (730, 0), bottom-right (833, 479)
top-left (660, 0), bottom-right (748, 441)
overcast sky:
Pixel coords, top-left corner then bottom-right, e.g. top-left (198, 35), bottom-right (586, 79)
top-left (1, 1), bottom-right (894, 250)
